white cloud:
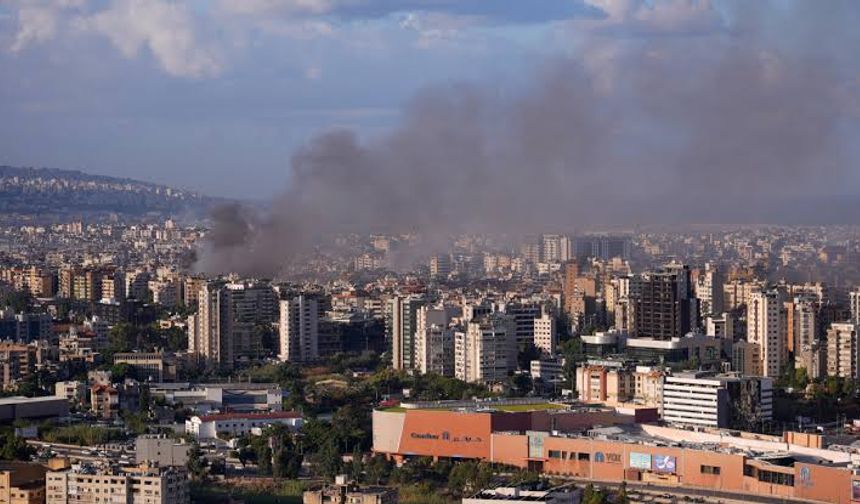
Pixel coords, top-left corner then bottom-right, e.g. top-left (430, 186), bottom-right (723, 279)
top-left (74, 0), bottom-right (222, 78)
top-left (10, 5), bottom-right (59, 52)
top-left (218, 0), bottom-right (336, 17)
top-left (584, 0), bottom-right (723, 33)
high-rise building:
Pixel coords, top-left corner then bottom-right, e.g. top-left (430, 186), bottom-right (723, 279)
top-left (503, 302), bottom-right (542, 346)
top-left (385, 295), bottom-right (425, 370)
top-left (413, 305), bottom-right (457, 376)
top-left (188, 281), bottom-right (277, 369)
top-left (693, 262), bottom-right (724, 317)
top-left (746, 289), bottom-right (785, 378)
top-left (279, 295), bottom-right (320, 363)
top-left (632, 265), bottom-right (696, 340)
top-left (849, 289), bottom-right (860, 327)
top-left (573, 235), bottom-right (630, 261)
top-left (540, 234), bottom-right (571, 263)
top-left (533, 312), bottom-right (557, 356)
top-left (454, 313), bottom-right (515, 383)
top-left (429, 254), bottom-right (453, 279)
top-left (826, 322), bottom-right (859, 379)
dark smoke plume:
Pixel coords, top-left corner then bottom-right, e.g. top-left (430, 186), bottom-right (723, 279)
top-left (195, 3), bottom-right (860, 276)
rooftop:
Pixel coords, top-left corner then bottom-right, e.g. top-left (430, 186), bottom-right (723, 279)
top-left (197, 411), bottom-right (302, 422)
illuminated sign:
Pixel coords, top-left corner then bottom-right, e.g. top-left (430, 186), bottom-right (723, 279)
top-left (629, 452), bottom-right (652, 470)
top-left (653, 455), bottom-right (676, 473)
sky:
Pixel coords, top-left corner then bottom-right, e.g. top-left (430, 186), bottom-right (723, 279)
top-left (1, 1), bottom-right (859, 203)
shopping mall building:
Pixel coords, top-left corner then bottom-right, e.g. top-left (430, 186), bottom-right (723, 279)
top-left (373, 400), bottom-right (860, 504)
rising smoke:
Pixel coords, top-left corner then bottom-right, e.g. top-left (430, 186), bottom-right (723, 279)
top-left (195, 2), bottom-right (860, 276)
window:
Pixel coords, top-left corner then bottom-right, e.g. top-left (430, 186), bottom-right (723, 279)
top-left (701, 465), bottom-right (721, 475)
top-left (578, 453), bottom-right (590, 461)
top-left (548, 450), bottom-right (562, 459)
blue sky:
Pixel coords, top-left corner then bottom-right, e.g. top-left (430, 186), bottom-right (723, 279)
top-left (0, 1), bottom-right (858, 199)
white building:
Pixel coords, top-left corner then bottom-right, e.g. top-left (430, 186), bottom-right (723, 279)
top-left (850, 289), bottom-right (860, 327)
top-left (185, 411), bottom-right (303, 439)
top-left (662, 372), bottom-right (772, 429)
top-left (279, 295), bottom-right (320, 362)
top-left (827, 322), bottom-right (859, 379)
top-left (455, 314), bottom-right (515, 384)
top-left (746, 289), bottom-right (785, 377)
top-left (413, 305), bottom-right (458, 376)
top-left (533, 312), bottom-right (557, 356)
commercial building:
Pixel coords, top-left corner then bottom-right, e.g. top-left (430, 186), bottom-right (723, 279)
top-left (46, 464), bottom-right (188, 504)
top-left (148, 382), bottom-right (283, 414)
top-left (661, 372), bottom-right (772, 430)
top-left (0, 396), bottom-right (68, 421)
top-left (186, 411), bottom-right (303, 439)
top-left (113, 352), bottom-right (177, 382)
top-left (373, 404), bottom-right (860, 504)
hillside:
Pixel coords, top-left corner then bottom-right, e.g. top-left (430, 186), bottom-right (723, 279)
top-left (0, 165), bottom-right (213, 221)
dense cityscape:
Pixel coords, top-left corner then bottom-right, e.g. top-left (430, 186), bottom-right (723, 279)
top-left (4, 1), bottom-right (860, 503)
top-left (0, 212), bottom-right (859, 502)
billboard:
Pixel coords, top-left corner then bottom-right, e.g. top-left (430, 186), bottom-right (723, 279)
top-left (629, 452), bottom-right (652, 470)
top-left (653, 455), bottom-right (677, 473)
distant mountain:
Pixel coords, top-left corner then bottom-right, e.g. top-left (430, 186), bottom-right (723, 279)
top-left (0, 165), bottom-right (215, 221)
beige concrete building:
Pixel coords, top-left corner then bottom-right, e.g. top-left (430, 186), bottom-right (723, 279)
top-left (0, 462), bottom-right (47, 504)
top-left (827, 322), bottom-right (860, 379)
top-left (303, 477), bottom-right (396, 504)
top-left (46, 464), bottom-right (188, 504)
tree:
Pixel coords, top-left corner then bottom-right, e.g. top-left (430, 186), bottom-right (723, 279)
top-left (314, 438), bottom-right (343, 479)
top-left (110, 363), bottom-right (136, 382)
top-left (582, 484), bottom-right (606, 504)
top-left (349, 447), bottom-right (364, 482)
top-left (271, 431), bottom-right (303, 479)
top-left (0, 432), bottom-right (34, 461)
top-left (614, 482), bottom-right (630, 504)
top-left (186, 443), bottom-right (208, 480)
top-left (365, 454), bottom-right (392, 484)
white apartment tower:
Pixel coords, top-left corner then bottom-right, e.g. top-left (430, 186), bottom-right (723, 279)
top-left (414, 305), bottom-right (458, 376)
top-left (188, 281), bottom-right (277, 369)
top-left (455, 314), bottom-right (516, 384)
top-left (386, 295), bottom-right (425, 370)
top-left (746, 289), bottom-right (785, 378)
top-left (540, 234), bottom-right (572, 263)
top-left (533, 312), bottom-right (557, 356)
top-left (850, 289), bottom-right (860, 327)
top-left (279, 295), bottom-right (320, 362)
top-left (827, 322), bottom-right (860, 379)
